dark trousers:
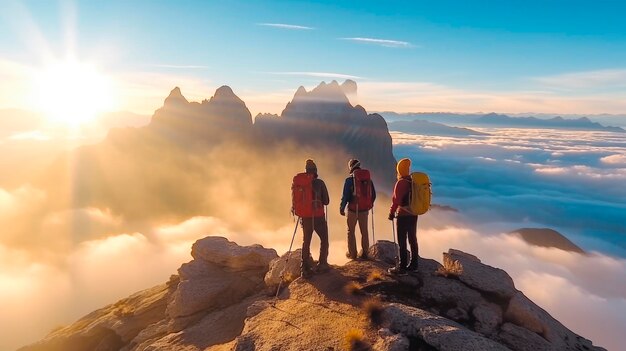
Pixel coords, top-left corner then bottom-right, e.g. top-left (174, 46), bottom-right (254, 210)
top-left (301, 216), bottom-right (329, 269)
top-left (397, 215), bottom-right (418, 267)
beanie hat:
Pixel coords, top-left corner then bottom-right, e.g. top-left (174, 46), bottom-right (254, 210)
top-left (397, 158), bottom-right (411, 179)
top-left (305, 159), bottom-right (317, 174)
top-left (348, 159), bottom-right (361, 173)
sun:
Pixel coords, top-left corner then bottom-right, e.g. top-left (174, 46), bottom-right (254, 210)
top-left (34, 59), bottom-right (116, 127)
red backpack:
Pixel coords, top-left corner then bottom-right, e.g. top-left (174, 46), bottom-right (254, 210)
top-left (350, 169), bottom-right (374, 211)
top-left (292, 173), bottom-right (324, 217)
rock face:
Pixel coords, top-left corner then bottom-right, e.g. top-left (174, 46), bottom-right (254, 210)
top-left (20, 242), bottom-right (606, 351)
top-left (255, 80), bottom-right (397, 187)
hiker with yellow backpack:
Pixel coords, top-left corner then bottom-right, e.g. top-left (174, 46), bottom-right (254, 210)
top-left (388, 158), bottom-right (431, 275)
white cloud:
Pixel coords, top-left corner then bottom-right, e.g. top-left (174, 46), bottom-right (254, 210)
top-left (601, 154), bottom-right (626, 166)
top-left (266, 71), bottom-right (362, 80)
top-left (534, 69), bottom-right (626, 90)
top-left (339, 37), bottom-right (413, 48)
top-left (257, 23), bottom-right (314, 30)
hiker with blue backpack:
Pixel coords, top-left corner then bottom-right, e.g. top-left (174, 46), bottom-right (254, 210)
top-left (388, 158), bottom-right (431, 275)
top-left (340, 159), bottom-right (376, 260)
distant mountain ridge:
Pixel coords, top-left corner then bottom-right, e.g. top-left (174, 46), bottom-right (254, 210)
top-left (381, 111), bottom-right (626, 132)
top-left (388, 119), bottom-right (488, 136)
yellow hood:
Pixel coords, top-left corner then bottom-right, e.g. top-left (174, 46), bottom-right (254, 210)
top-left (397, 158), bottom-right (411, 178)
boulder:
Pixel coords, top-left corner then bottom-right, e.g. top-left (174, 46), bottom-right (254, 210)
top-left (191, 236), bottom-right (277, 271)
top-left (419, 275), bottom-right (484, 312)
top-left (504, 291), bottom-right (601, 350)
top-left (472, 302), bottom-right (502, 336)
top-left (264, 249), bottom-right (306, 290)
top-left (385, 304), bottom-right (511, 351)
top-left (443, 249), bottom-right (516, 299)
top-left (368, 240), bottom-right (400, 265)
top-left (497, 323), bottom-right (552, 351)
top-left (448, 248), bottom-right (481, 263)
top-left (372, 332), bottom-right (410, 351)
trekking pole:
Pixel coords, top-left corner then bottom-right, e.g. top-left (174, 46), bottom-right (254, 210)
top-left (273, 217), bottom-right (301, 303)
top-left (371, 206), bottom-right (376, 244)
top-left (391, 217), bottom-right (400, 268)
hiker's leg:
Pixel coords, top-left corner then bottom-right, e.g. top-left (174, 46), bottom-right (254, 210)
top-left (407, 216), bottom-right (419, 267)
top-left (301, 217), bottom-right (314, 272)
top-left (396, 216), bottom-right (409, 267)
top-left (357, 211), bottom-right (370, 257)
top-left (346, 210), bottom-right (358, 259)
top-left (316, 217), bottom-right (329, 265)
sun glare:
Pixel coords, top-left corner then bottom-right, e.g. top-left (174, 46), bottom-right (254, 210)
top-left (34, 60), bottom-right (116, 126)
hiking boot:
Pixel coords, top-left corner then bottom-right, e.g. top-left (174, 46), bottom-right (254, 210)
top-left (406, 262), bottom-right (419, 273)
top-left (301, 268), bottom-right (313, 279)
top-left (387, 266), bottom-right (407, 276)
top-left (316, 262), bottom-right (331, 273)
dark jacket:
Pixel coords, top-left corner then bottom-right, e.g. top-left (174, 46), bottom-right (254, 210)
top-left (340, 168), bottom-right (376, 212)
top-left (390, 176), bottom-right (415, 217)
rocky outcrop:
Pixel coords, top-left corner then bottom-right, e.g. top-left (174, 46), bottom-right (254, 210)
top-left (20, 240), bottom-right (605, 351)
top-left (443, 249), bottom-right (516, 299)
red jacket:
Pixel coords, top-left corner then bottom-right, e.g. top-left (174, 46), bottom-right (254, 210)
top-left (390, 177), bottom-right (415, 217)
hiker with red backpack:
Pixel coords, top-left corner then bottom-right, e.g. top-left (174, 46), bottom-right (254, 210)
top-left (291, 159), bottom-right (330, 279)
top-left (340, 159), bottom-right (376, 260)
top-left (388, 158), bottom-right (420, 275)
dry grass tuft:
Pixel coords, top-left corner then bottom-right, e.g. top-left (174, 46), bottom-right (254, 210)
top-left (283, 272), bottom-right (296, 284)
top-left (343, 329), bottom-right (371, 351)
top-left (362, 298), bottom-right (385, 326)
top-left (366, 270), bottom-right (384, 282)
top-left (344, 281), bottom-right (364, 295)
top-left (436, 256), bottom-right (464, 277)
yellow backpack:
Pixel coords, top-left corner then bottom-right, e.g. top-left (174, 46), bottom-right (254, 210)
top-left (409, 172), bottom-right (432, 215)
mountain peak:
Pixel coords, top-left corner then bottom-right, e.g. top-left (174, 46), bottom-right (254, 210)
top-left (214, 85), bottom-right (236, 99)
top-left (341, 79), bottom-right (358, 96)
top-left (164, 86), bottom-right (189, 106)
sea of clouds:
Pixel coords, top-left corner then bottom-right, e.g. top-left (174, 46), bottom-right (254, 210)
top-left (1, 127), bottom-right (625, 350)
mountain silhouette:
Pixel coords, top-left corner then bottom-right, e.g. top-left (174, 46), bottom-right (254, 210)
top-left (32, 80), bottom-right (396, 235)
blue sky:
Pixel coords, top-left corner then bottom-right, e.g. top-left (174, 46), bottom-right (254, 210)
top-left (1, 0), bottom-right (626, 114)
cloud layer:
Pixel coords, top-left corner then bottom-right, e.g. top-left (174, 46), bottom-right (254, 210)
top-left (392, 127), bottom-right (626, 256)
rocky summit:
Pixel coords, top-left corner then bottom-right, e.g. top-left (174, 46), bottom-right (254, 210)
top-left (20, 237), bottom-right (606, 351)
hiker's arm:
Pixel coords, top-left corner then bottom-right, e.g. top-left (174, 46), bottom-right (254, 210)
top-left (389, 180), bottom-right (408, 214)
top-left (321, 180), bottom-right (330, 206)
top-left (339, 178), bottom-right (351, 211)
top-left (371, 181), bottom-right (376, 202)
